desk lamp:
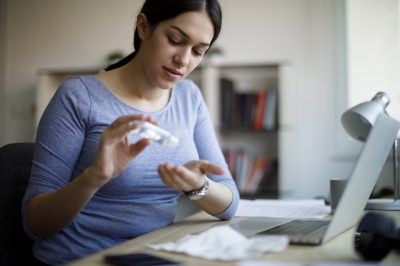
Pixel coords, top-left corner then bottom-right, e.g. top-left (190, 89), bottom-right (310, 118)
top-left (341, 92), bottom-right (400, 210)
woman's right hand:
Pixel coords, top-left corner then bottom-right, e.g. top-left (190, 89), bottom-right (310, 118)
top-left (85, 114), bottom-right (157, 188)
top-left (27, 114), bottom-right (157, 237)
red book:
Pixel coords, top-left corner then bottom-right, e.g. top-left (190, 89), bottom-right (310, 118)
top-left (253, 90), bottom-right (267, 130)
top-left (245, 157), bottom-right (271, 193)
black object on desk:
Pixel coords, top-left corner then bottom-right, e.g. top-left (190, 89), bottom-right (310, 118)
top-left (104, 253), bottom-right (184, 266)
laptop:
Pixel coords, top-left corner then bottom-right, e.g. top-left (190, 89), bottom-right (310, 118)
top-left (229, 113), bottom-right (400, 245)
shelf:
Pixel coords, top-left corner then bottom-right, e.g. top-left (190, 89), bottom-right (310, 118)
top-left (219, 127), bottom-right (278, 133)
top-left (191, 62), bottom-right (281, 197)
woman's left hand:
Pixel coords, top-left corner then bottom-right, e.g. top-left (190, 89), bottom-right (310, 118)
top-left (158, 160), bottom-right (224, 192)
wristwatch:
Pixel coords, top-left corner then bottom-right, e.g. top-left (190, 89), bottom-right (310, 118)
top-left (184, 176), bottom-right (209, 201)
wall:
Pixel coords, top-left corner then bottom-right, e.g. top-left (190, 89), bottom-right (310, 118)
top-left (2, 0), bottom-right (394, 199)
top-left (346, 0), bottom-right (400, 118)
top-left (2, 0), bottom-right (144, 145)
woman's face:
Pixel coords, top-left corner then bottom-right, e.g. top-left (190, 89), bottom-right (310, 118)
top-left (137, 11), bottom-right (214, 90)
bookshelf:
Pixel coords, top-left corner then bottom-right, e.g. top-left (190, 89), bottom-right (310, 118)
top-left (189, 61), bottom-right (282, 198)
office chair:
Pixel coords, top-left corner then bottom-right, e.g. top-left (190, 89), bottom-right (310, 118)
top-left (0, 142), bottom-right (36, 265)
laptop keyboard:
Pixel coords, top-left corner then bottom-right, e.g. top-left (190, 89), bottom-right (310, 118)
top-left (257, 220), bottom-right (330, 245)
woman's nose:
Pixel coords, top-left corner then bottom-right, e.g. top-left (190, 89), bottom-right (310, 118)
top-left (173, 48), bottom-right (190, 67)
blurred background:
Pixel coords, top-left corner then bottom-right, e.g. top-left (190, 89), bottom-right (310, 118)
top-left (0, 0), bottom-right (399, 200)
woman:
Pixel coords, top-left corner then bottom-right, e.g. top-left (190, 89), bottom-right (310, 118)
top-left (22, 0), bottom-right (239, 265)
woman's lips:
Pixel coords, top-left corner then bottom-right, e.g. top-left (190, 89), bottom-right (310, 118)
top-left (163, 67), bottom-right (183, 81)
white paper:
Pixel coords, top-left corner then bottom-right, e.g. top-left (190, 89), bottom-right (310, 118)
top-left (148, 225), bottom-right (289, 261)
top-left (254, 199), bottom-right (326, 206)
top-left (236, 199), bottom-right (331, 219)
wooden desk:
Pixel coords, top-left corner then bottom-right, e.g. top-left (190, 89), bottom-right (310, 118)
top-left (68, 211), bottom-right (400, 266)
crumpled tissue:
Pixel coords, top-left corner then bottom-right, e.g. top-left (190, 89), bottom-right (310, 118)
top-left (148, 225), bottom-right (289, 261)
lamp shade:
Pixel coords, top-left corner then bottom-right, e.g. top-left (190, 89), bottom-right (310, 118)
top-left (341, 92), bottom-right (390, 141)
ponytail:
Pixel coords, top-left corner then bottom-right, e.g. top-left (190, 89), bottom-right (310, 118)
top-left (104, 51), bottom-right (136, 71)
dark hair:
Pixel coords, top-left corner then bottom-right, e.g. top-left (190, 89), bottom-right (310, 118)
top-left (105, 0), bottom-right (222, 71)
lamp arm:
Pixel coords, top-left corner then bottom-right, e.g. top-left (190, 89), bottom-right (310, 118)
top-left (394, 138), bottom-right (399, 201)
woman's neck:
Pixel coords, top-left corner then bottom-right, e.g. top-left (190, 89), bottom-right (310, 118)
top-left (97, 59), bottom-right (170, 112)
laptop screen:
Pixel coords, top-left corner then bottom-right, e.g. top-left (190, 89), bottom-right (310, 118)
top-left (323, 113), bottom-right (400, 242)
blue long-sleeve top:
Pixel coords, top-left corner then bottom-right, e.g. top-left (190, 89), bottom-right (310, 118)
top-left (21, 76), bottom-right (239, 265)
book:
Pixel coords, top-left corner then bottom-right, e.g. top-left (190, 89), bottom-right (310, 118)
top-left (239, 93), bottom-right (255, 129)
top-left (223, 147), bottom-right (278, 196)
top-left (263, 88), bottom-right (277, 130)
top-left (220, 78), bottom-right (235, 128)
top-left (223, 149), bottom-right (236, 180)
top-left (243, 157), bottom-right (271, 194)
top-left (238, 150), bottom-right (251, 191)
top-left (253, 89), bottom-right (267, 130)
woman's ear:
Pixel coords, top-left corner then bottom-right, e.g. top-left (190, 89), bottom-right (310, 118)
top-left (136, 13), bottom-right (150, 40)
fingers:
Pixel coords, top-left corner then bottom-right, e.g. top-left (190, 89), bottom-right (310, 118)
top-left (158, 160), bottom-right (225, 192)
top-left (128, 138), bottom-right (151, 158)
top-left (199, 160), bottom-right (224, 175)
top-left (105, 115), bottom-right (158, 141)
top-left (158, 163), bottom-right (198, 192)
top-left (107, 115), bottom-right (143, 134)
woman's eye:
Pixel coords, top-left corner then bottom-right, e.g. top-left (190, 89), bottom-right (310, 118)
top-left (168, 37), bottom-right (182, 45)
top-left (193, 49), bottom-right (204, 57)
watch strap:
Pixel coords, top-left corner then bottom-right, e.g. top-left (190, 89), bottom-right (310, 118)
top-left (184, 175), bottom-right (209, 200)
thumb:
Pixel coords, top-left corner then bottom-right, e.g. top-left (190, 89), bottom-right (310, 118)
top-left (200, 160), bottom-right (224, 175)
top-left (129, 139), bottom-right (151, 158)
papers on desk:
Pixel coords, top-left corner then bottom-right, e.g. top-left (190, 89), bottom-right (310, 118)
top-left (148, 225), bottom-right (289, 261)
top-left (236, 199), bottom-right (331, 219)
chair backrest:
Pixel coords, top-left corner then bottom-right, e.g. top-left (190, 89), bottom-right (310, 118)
top-left (0, 142), bottom-right (36, 265)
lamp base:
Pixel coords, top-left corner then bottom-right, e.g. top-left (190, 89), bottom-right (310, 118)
top-left (365, 198), bottom-right (400, 211)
